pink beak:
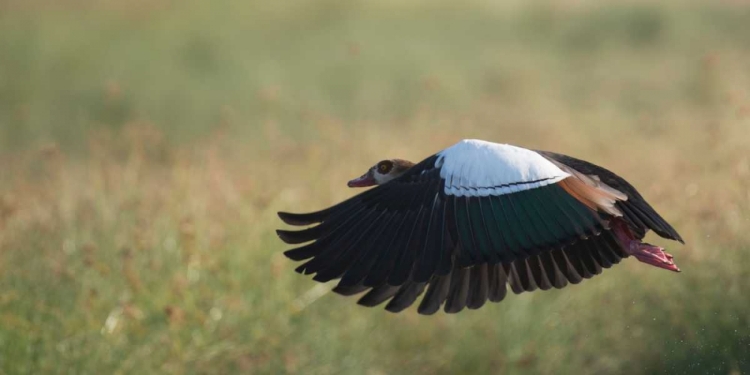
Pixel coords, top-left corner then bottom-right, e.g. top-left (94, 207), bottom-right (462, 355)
top-left (347, 172), bottom-right (376, 188)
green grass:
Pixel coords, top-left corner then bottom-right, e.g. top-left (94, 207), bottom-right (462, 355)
top-left (1, 1), bottom-right (750, 374)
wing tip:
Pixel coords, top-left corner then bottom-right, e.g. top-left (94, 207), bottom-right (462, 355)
top-left (278, 211), bottom-right (309, 226)
top-left (278, 211), bottom-right (327, 226)
top-left (670, 226), bottom-right (685, 244)
top-left (284, 246), bottom-right (316, 261)
top-left (650, 221), bottom-right (685, 244)
top-left (276, 229), bottom-right (298, 244)
top-left (332, 284), bottom-right (369, 296)
top-left (276, 228), bottom-right (321, 245)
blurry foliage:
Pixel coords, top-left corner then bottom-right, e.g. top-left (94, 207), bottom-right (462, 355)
top-left (0, 1), bottom-right (750, 374)
top-left (1, 1), bottom-right (750, 151)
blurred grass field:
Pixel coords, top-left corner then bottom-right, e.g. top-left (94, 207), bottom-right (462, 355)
top-left (1, 0), bottom-right (750, 373)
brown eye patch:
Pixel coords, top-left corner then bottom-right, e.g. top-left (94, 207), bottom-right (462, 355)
top-left (377, 160), bottom-right (393, 174)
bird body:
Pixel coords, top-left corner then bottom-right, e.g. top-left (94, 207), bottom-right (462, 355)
top-left (277, 139), bottom-right (682, 315)
top-left (437, 140), bottom-right (568, 197)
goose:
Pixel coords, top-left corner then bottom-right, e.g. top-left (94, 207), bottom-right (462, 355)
top-left (277, 139), bottom-right (683, 315)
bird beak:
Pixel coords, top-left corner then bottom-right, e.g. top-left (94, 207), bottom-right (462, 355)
top-left (347, 171), bottom-right (376, 188)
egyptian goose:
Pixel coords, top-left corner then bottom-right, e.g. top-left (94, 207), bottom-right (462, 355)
top-left (277, 139), bottom-right (683, 315)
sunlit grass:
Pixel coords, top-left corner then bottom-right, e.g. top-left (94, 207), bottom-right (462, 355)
top-left (1, 1), bottom-right (750, 374)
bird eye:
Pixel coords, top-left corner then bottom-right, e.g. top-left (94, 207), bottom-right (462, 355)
top-left (377, 161), bottom-right (392, 174)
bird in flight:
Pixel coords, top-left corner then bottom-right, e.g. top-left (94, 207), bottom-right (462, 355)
top-left (277, 139), bottom-right (683, 315)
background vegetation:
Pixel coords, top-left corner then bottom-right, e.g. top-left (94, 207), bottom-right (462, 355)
top-left (1, 0), bottom-right (749, 373)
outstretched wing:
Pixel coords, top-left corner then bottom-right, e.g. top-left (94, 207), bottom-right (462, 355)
top-left (277, 141), bottom-right (671, 314)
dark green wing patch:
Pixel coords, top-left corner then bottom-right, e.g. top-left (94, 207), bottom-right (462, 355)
top-left (453, 183), bottom-right (606, 267)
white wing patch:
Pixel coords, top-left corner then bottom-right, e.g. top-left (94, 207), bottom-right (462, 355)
top-left (436, 139), bottom-right (570, 197)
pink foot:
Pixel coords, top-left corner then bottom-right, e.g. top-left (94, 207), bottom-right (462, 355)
top-left (626, 242), bottom-right (680, 272)
top-left (611, 220), bottom-right (681, 273)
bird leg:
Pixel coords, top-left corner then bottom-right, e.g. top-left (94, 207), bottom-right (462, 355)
top-left (611, 219), bottom-right (680, 272)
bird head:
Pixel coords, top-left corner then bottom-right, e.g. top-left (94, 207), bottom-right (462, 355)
top-left (347, 159), bottom-right (415, 187)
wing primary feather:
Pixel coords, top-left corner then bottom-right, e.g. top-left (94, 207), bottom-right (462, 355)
top-left (337, 211), bottom-right (399, 287)
top-left (600, 234), bottom-right (623, 264)
top-left (363, 183), bottom-right (427, 287)
top-left (583, 239), bottom-right (604, 275)
top-left (578, 239), bottom-right (601, 275)
top-left (295, 207), bottom-right (377, 274)
top-left (468, 198), bottom-right (497, 263)
top-left (283, 205), bottom-right (370, 262)
top-left (418, 274), bottom-right (452, 315)
top-left (332, 284), bottom-right (369, 296)
top-left (407, 179), bottom-right (442, 280)
top-left (363, 211), bottom-right (415, 287)
top-left (467, 264), bottom-right (489, 309)
top-left (385, 281), bottom-right (427, 313)
top-left (525, 254), bottom-right (546, 290)
top-left (522, 259), bottom-right (539, 292)
top-left (277, 197), bottom-right (366, 243)
top-left (284, 242), bottom-right (321, 262)
top-left (277, 185), bottom-right (385, 226)
top-left (507, 263), bottom-right (526, 294)
top-left (278, 209), bottom-right (333, 226)
top-left (540, 251), bottom-right (566, 289)
top-left (444, 267), bottom-right (470, 313)
top-left (629, 202), bottom-right (683, 242)
top-left (633, 204), bottom-right (682, 242)
top-left (442, 196), bottom-right (460, 271)
top-left (455, 197), bottom-right (481, 267)
top-left (563, 243), bottom-right (591, 279)
top-left (567, 241), bottom-right (597, 279)
top-left (357, 284), bottom-right (399, 307)
top-left (414, 193), bottom-right (444, 282)
top-left (619, 203), bottom-right (648, 235)
top-left (602, 229), bottom-right (627, 258)
top-left (388, 184), bottom-right (435, 286)
top-left (553, 247), bottom-right (583, 284)
top-left (596, 235), bottom-right (621, 264)
top-left (488, 264), bottom-right (508, 302)
top-left (312, 209), bottom-right (390, 282)
top-left (587, 236), bottom-right (614, 269)
top-left (435, 197), bottom-right (453, 276)
top-left (276, 226), bottom-right (324, 245)
top-left (530, 255), bottom-right (553, 290)
top-left (388, 207), bottom-right (428, 286)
